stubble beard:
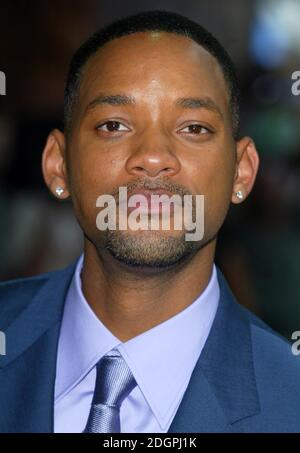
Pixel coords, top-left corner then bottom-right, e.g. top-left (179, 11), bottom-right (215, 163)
top-left (101, 228), bottom-right (200, 269)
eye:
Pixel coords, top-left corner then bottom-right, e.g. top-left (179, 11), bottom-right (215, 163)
top-left (96, 120), bottom-right (130, 133)
top-left (179, 124), bottom-right (211, 135)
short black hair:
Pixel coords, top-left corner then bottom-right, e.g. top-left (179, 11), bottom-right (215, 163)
top-left (64, 10), bottom-right (240, 138)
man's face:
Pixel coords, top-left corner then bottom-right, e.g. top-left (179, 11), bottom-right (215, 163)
top-left (52, 32), bottom-right (248, 269)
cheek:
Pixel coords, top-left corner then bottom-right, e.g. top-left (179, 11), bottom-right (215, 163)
top-left (205, 154), bottom-right (235, 231)
top-left (71, 140), bottom-right (123, 190)
top-left (67, 144), bottom-right (123, 229)
top-left (209, 155), bottom-right (235, 197)
top-left (186, 148), bottom-right (235, 235)
top-left (186, 146), bottom-right (235, 194)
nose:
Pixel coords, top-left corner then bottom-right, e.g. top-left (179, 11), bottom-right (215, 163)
top-left (125, 129), bottom-right (181, 178)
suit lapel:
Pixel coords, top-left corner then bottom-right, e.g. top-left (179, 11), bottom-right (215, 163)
top-left (0, 263), bottom-right (76, 432)
top-left (168, 270), bottom-right (260, 433)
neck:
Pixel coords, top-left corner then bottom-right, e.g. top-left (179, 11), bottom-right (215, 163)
top-left (81, 238), bottom-right (216, 342)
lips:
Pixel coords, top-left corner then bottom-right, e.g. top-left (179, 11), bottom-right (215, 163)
top-left (129, 188), bottom-right (175, 198)
top-left (125, 189), bottom-right (182, 215)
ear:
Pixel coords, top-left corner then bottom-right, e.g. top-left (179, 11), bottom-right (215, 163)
top-left (41, 129), bottom-right (70, 200)
top-left (231, 136), bottom-right (259, 204)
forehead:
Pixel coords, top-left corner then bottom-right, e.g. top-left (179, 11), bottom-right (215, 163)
top-left (79, 31), bottom-right (229, 112)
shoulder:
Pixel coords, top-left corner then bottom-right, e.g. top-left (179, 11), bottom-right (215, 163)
top-left (217, 270), bottom-right (300, 424)
top-left (245, 307), bottom-right (297, 370)
top-left (242, 305), bottom-right (300, 424)
top-left (248, 310), bottom-right (300, 385)
top-left (250, 311), bottom-right (300, 430)
top-left (218, 269), bottom-right (298, 374)
top-left (236, 298), bottom-right (300, 380)
top-left (0, 263), bottom-right (77, 330)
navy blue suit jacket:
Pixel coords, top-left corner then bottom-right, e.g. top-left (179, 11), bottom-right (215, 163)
top-left (0, 262), bottom-right (300, 433)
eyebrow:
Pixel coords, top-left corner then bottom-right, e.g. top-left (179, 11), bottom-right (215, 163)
top-left (175, 96), bottom-right (223, 118)
top-left (85, 94), bottom-right (135, 113)
top-left (85, 93), bottom-right (223, 118)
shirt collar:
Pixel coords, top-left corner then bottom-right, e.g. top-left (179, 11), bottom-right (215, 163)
top-left (55, 254), bottom-right (219, 430)
top-left (55, 255), bottom-right (121, 401)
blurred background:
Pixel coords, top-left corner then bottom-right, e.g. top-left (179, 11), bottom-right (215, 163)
top-left (0, 0), bottom-right (299, 339)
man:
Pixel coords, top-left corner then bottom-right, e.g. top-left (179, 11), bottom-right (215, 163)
top-left (1, 10), bottom-right (300, 433)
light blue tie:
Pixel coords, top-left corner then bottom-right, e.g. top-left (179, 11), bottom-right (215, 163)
top-left (83, 350), bottom-right (137, 433)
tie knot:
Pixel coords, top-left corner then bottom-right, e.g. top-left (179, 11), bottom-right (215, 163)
top-left (93, 350), bottom-right (137, 408)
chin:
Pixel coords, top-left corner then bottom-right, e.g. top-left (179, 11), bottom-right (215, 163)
top-left (101, 229), bottom-right (198, 273)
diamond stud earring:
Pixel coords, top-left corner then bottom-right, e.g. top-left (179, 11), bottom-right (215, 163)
top-left (55, 186), bottom-right (64, 197)
top-left (235, 190), bottom-right (243, 200)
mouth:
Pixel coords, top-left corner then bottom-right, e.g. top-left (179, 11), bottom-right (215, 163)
top-left (122, 189), bottom-right (182, 215)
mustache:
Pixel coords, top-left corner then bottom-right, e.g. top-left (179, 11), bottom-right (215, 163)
top-left (110, 177), bottom-right (192, 202)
